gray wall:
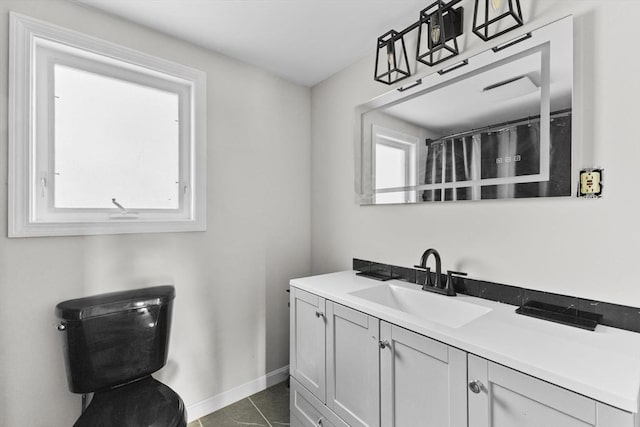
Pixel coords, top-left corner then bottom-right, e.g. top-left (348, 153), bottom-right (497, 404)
top-left (311, 1), bottom-right (640, 306)
top-left (0, 1), bottom-right (310, 425)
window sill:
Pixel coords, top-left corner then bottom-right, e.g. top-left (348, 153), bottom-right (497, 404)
top-left (8, 218), bottom-right (206, 238)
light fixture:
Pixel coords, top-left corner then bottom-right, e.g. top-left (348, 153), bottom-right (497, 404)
top-left (472, 0), bottom-right (523, 41)
top-left (374, 30), bottom-right (411, 85)
top-left (374, 0), bottom-right (464, 85)
top-left (416, 0), bottom-right (464, 67)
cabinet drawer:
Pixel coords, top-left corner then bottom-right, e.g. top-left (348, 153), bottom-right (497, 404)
top-left (291, 377), bottom-right (349, 427)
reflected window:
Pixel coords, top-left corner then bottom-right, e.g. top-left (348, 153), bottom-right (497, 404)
top-left (373, 126), bottom-right (417, 204)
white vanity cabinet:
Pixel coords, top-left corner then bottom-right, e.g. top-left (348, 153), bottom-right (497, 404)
top-left (290, 273), bottom-right (640, 427)
top-left (380, 321), bottom-right (467, 427)
top-left (467, 355), bottom-right (639, 427)
top-left (291, 286), bottom-right (470, 427)
top-left (290, 287), bottom-right (380, 427)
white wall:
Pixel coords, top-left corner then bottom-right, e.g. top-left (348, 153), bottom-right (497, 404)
top-left (311, 0), bottom-right (640, 306)
top-left (0, 1), bottom-right (310, 426)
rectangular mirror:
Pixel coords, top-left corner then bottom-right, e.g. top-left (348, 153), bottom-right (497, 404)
top-left (355, 16), bottom-right (573, 205)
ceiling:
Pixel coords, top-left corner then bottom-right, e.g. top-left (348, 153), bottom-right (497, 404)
top-left (74, 0), bottom-right (430, 87)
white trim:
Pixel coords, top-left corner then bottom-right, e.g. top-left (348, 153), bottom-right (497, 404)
top-left (186, 366), bottom-right (290, 422)
top-left (8, 12), bottom-right (207, 237)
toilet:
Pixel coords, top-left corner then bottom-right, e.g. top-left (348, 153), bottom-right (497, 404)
top-left (55, 285), bottom-right (187, 427)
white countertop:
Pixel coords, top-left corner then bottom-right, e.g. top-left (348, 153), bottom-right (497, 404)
top-left (290, 271), bottom-right (640, 413)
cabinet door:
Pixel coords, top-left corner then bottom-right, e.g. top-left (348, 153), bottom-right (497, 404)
top-left (326, 302), bottom-right (380, 427)
top-left (290, 287), bottom-right (327, 402)
top-left (379, 321), bottom-right (467, 427)
top-left (467, 354), bottom-right (637, 427)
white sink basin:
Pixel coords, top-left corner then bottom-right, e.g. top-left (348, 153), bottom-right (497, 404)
top-left (349, 282), bottom-right (492, 328)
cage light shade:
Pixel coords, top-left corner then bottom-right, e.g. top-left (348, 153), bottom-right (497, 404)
top-left (374, 30), bottom-right (411, 85)
top-left (416, 0), bottom-right (464, 67)
top-left (472, 0), bottom-right (523, 41)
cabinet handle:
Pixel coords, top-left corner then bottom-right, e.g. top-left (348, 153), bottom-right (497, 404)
top-left (468, 380), bottom-right (484, 394)
top-left (315, 311), bottom-right (325, 319)
top-left (379, 340), bottom-right (391, 349)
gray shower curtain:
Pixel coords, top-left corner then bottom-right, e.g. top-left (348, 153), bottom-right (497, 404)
top-left (421, 114), bottom-right (571, 201)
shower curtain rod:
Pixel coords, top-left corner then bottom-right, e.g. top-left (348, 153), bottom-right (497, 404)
top-left (425, 108), bottom-right (572, 145)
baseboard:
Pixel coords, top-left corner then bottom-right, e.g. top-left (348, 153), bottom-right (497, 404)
top-left (186, 365), bottom-right (290, 422)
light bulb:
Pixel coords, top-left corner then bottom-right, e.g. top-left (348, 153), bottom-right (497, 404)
top-left (431, 24), bottom-right (441, 44)
top-left (491, 0), bottom-right (501, 11)
top-left (387, 41), bottom-right (396, 67)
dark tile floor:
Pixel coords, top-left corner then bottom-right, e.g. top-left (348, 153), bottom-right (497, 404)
top-left (188, 381), bottom-right (290, 427)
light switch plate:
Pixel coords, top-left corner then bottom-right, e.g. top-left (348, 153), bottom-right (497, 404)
top-left (578, 168), bottom-right (603, 197)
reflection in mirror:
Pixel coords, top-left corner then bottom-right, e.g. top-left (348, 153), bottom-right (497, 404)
top-left (356, 16), bottom-right (573, 205)
top-left (374, 126), bottom-right (418, 203)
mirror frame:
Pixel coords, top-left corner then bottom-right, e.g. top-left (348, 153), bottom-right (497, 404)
top-left (355, 16), bottom-right (574, 205)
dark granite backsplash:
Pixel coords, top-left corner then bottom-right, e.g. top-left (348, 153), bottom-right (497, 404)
top-left (353, 258), bottom-right (640, 334)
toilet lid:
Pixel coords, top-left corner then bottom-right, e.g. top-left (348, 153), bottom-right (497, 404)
top-left (73, 376), bottom-right (186, 427)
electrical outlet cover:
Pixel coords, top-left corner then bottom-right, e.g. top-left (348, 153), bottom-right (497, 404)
top-left (578, 168), bottom-right (603, 197)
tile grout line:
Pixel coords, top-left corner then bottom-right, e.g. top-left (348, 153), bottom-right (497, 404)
top-left (248, 396), bottom-right (272, 427)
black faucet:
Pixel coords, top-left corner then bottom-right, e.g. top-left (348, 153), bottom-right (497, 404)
top-left (417, 248), bottom-right (443, 290)
top-left (414, 248), bottom-right (467, 296)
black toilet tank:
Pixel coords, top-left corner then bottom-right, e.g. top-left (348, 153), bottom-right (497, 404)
top-left (55, 286), bottom-right (176, 394)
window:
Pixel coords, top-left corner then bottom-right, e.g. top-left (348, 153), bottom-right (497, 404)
top-left (372, 126), bottom-right (417, 204)
top-left (9, 13), bottom-right (207, 237)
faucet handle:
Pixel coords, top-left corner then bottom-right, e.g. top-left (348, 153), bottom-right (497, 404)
top-left (447, 270), bottom-right (467, 277)
top-left (446, 270), bottom-right (467, 286)
top-left (414, 265), bottom-right (433, 285)
top-left (417, 267), bottom-right (432, 287)
top-left (442, 270), bottom-right (467, 296)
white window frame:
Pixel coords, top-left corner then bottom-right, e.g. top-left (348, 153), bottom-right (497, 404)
top-left (9, 12), bottom-right (207, 237)
top-left (372, 125), bottom-right (418, 203)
